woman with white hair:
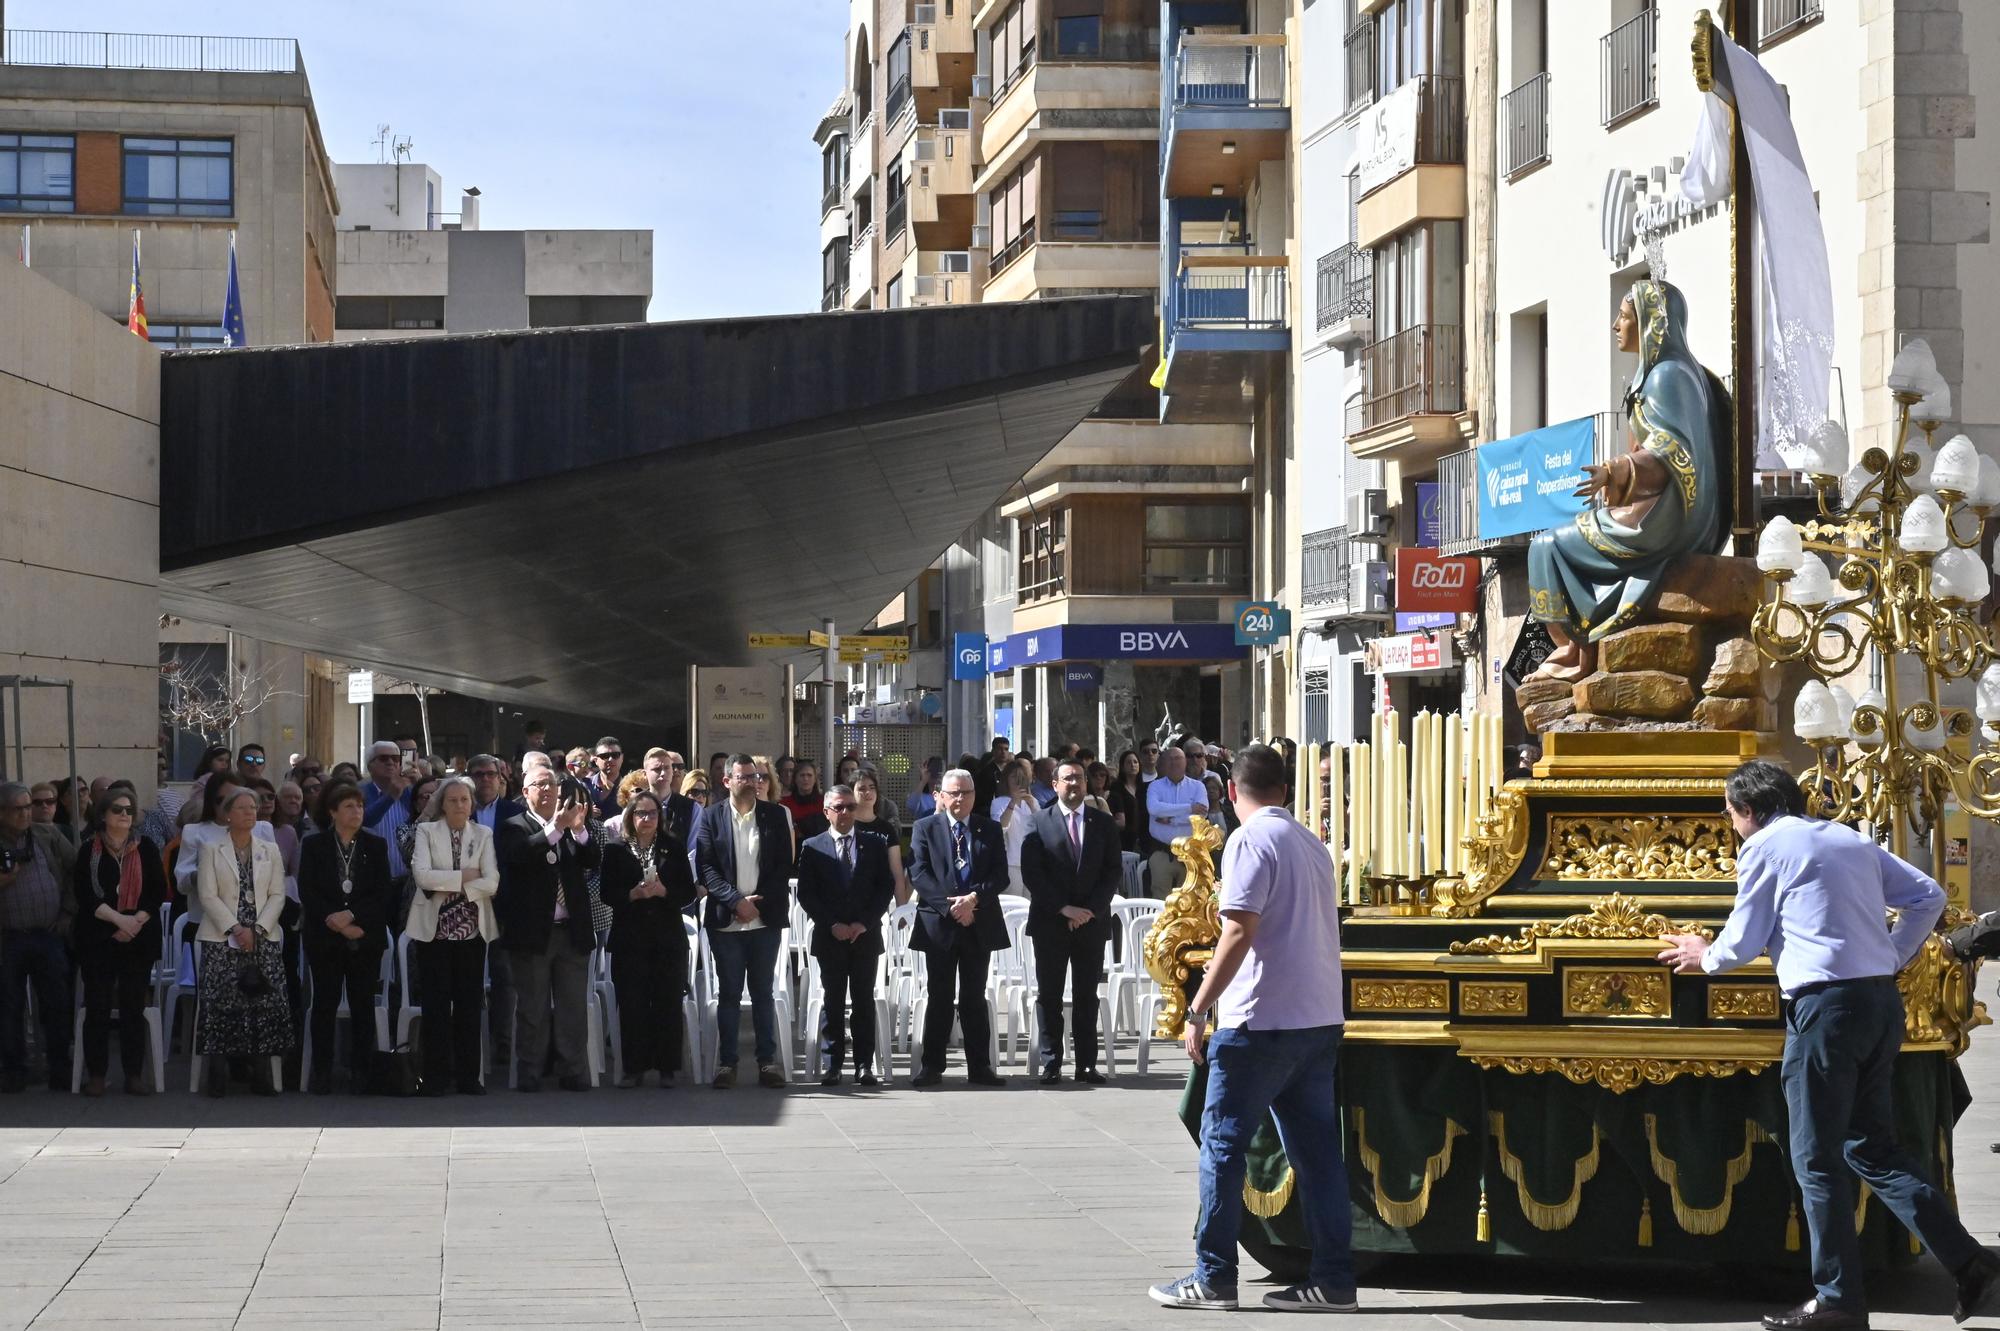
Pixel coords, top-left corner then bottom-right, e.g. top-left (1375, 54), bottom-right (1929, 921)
top-left (193, 787), bottom-right (293, 1096)
top-left (408, 774), bottom-right (500, 1095)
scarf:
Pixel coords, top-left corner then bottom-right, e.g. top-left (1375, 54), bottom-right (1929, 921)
top-left (92, 834), bottom-right (144, 912)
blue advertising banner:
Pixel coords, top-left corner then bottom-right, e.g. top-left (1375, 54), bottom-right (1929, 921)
top-left (1396, 611), bottom-right (1456, 632)
top-left (1414, 481), bottom-right (1442, 547)
top-left (987, 622), bottom-right (1247, 673)
top-left (951, 633), bottom-right (988, 680)
top-left (1063, 663), bottom-right (1104, 692)
top-left (1475, 415), bottom-right (1598, 541)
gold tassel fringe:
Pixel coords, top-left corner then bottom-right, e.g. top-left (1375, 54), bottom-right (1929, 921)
top-left (1638, 1197), bottom-right (1654, 1248)
top-left (1855, 1181), bottom-right (1872, 1235)
top-left (1643, 1113), bottom-right (1765, 1236)
top-left (1243, 1167), bottom-right (1295, 1218)
top-left (1476, 1185), bottom-right (1491, 1242)
top-left (1488, 1111), bottom-right (1600, 1232)
top-left (1353, 1107), bottom-right (1467, 1229)
top-left (1785, 1200), bottom-right (1801, 1252)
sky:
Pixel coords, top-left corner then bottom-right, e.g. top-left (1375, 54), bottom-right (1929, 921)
top-left (11, 0), bottom-right (854, 320)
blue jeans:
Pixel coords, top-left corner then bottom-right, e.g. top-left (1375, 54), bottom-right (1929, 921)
top-left (1783, 976), bottom-right (1979, 1311)
top-left (0, 928), bottom-right (72, 1082)
top-left (709, 927), bottom-right (783, 1069)
top-left (1195, 1024), bottom-right (1354, 1293)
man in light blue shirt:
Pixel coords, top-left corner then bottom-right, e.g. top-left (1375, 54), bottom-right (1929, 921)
top-left (1144, 745), bottom-right (1209, 898)
top-left (1150, 744), bottom-right (1352, 1315)
top-left (1658, 761), bottom-right (1997, 1330)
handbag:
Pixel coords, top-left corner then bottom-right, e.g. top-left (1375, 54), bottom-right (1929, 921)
top-left (369, 1044), bottom-right (422, 1097)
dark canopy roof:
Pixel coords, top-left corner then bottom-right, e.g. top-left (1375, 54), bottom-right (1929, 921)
top-left (158, 296), bottom-right (1151, 728)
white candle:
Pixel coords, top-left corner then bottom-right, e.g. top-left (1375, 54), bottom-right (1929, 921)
top-left (1353, 741), bottom-right (1370, 886)
top-left (1444, 716), bottom-right (1463, 874)
top-left (1330, 745), bottom-right (1348, 905)
top-left (1426, 711), bottom-right (1445, 874)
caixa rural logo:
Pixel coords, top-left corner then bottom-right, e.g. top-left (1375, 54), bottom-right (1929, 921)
top-left (1408, 560), bottom-right (1470, 591)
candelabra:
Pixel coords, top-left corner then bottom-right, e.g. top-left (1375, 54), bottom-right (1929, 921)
top-left (1752, 337), bottom-right (2000, 876)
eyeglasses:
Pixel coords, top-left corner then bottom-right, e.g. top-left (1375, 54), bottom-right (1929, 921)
top-left (597, 751), bottom-right (622, 761)
top-left (240, 755), bottom-right (265, 766)
top-left (3, 802), bottom-right (31, 813)
top-left (826, 803), bottom-right (856, 812)
top-left (632, 808), bottom-right (658, 819)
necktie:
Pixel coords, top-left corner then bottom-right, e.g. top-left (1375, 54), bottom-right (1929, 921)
top-left (551, 824), bottom-right (568, 921)
top-left (840, 834), bottom-right (853, 870)
top-left (1069, 811), bottom-right (1082, 868)
top-left (953, 821), bottom-right (969, 877)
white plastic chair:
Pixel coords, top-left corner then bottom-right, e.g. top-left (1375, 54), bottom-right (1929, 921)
top-left (394, 931), bottom-right (421, 1047)
top-left (681, 918), bottom-right (707, 1082)
top-left (1120, 851), bottom-right (1146, 899)
top-left (590, 946), bottom-right (623, 1083)
top-left (161, 914), bottom-right (200, 1051)
top-left (69, 984), bottom-right (165, 1093)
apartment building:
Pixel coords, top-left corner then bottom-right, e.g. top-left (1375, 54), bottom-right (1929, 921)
top-left (334, 162), bottom-right (651, 340)
top-left (822, 0), bottom-right (1297, 755)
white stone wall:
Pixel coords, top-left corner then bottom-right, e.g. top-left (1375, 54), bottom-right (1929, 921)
top-left (0, 260), bottom-right (161, 797)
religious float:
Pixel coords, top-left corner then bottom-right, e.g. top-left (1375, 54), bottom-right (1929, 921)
top-left (1145, 11), bottom-right (1989, 1275)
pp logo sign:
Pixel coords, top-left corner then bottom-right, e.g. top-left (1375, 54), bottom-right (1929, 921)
top-left (951, 633), bottom-right (989, 681)
top-left (1233, 601), bottom-right (1291, 647)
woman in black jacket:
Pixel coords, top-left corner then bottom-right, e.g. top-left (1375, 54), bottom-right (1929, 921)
top-left (599, 790), bottom-right (697, 1088)
top-left (296, 783), bottom-right (393, 1094)
top-left (70, 793), bottom-right (167, 1095)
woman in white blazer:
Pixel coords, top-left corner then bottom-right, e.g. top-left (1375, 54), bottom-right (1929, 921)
top-left (193, 788), bottom-right (294, 1096)
top-left (407, 776), bottom-right (501, 1094)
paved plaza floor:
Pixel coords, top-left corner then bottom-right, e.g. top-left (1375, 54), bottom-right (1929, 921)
top-left (0, 1034), bottom-right (1995, 1331)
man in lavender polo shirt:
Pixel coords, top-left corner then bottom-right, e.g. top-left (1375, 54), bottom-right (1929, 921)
top-left (1150, 744), bottom-right (1354, 1315)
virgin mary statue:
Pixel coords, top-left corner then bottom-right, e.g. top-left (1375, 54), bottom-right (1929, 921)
top-left (1528, 278), bottom-right (1732, 680)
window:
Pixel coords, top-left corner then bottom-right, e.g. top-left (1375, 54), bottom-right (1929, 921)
top-left (1374, 0), bottom-right (1462, 93)
top-left (1017, 507), bottom-right (1068, 603)
top-left (989, 153), bottom-right (1040, 272)
top-left (123, 138), bottom-right (232, 216)
top-left (1371, 220), bottom-right (1462, 338)
top-left (886, 274), bottom-right (904, 308)
top-left (528, 295), bottom-right (647, 328)
top-left (990, 0), bottom-right (1037, 96)
top-left (0, 134), bottom-right (75, 213)
top-left (1144, 503), bottom-right (1250, 592)
top-left (334, 296), bottom-right (446, 332)
top-left (1054, 14), bottom-right (1102, 56)
top-left (886, 30), bottom-right (913, 124)
top-left (145, 322), bottom-right (225, 348)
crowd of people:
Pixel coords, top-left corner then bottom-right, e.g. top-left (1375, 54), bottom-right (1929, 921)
top-left (0, 727), bottom-right (1269, 1099)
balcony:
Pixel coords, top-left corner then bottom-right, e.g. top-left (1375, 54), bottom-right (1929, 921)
top-left (981, 39), bottom-right (1158, 167)
top-left (1344, 19), bottom-right (1375, 114)
top-left (1314, 243), bottom-right (1372, 350)
top-left (908, 7), bottom-right (976, 111)
top-left (1347, 324), bottom-right (1466, 460)
top-left (1600, 8), bottom-right (1657, 128)
top-left (821, 276), bottom-right (848, 313)
top-left (1161, 246), bottom-right (1289, 423)
top-left (1354, 75), bottom-right (1466, 248)
top-left (847, 111), bottom-right (877, 198)
top-left (1303, 526), bottom-right (1357, 612)
top-left (1, 27), bottom-right (300, 71)
top-left (847, 222), bottom-right (877, 307)
top-left (1763, 0), bottom-right (1823, 45)
top-left (908, 116), bottom-right (976, 248)
top-left (1164, 33), bottom-right (1289, 199)
top-left (1501, 71), bottom-right (1549, 178)
top-left (980, 223), bottom-right (1157, 303)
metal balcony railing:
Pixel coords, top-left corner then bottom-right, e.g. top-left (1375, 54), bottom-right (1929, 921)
top-left (1173, 33), bottom-right (1287, 110)
top-left (849, 221), bottom-right (875, 254)
top-left (994, 38), bottom-right (1037, 102)
top-left (1502, 71), bottom-right (1550, 177)
top-left (1413, 74), bottom-right (1467, 167)
top-left (1315, 243), bottom-right (1372, 332)
top-left (991, 219), bottom-right (1036, 275)
top-left (885, 193), bottom-right (908, 243)
top-left (1344, 20), bottom-right (1375, 113)
top-left (1764, 0), bottom-right (1822, 43)
top-left (1348, 324), bottom-right (1464, 436)
top-left (0, 28), bottom-right (300, 71)
top-left (885, 73), bottom-right (913, 129)
top-left (1303, 526), bottom-right (1356, 609)
top-left (1171, 247), bottom-right (1289, 337)
top-left (1600, 8), bottom-right (1657, 127)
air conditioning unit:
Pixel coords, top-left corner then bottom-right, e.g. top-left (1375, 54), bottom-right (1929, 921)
top-left (1346, 488), bottom-right (1392, 542)
top-left (1350, 561), bottom-right (1392, 617)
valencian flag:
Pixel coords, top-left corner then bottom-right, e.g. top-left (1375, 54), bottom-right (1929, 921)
top-left (221, 231), bottom-right (247, 347)
top-left (126, 231), bottom-right (148, 340)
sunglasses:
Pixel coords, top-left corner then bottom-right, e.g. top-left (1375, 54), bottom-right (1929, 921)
top-left (241, 755), bottom-right (266, 766)
top-left (827, 802), bottom-right (856, 812)
top-left (104, 805), bottom-right (136, 817)
top-left (597, 752), bottom-right (622, 761)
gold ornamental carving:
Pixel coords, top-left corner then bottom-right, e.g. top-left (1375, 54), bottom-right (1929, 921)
top-left (1431, 783), bottom-right (1528, 917)
top-left (1352, 979), bottom-right (1450, 1014)
top-left (1563, 968), bottom-right (1670, 1020)
top-left (1541, 815), bottom-right (1738, 882)
top-left (1143, 817), bottom-right (1225, 1038)
top-left (1470, 1055), bottom-right (1773, 1094)
top-left (1459, 981), bottom-right (1529, 1017)
top-left (1708, 984), bottom-right (1781, 1021)
top-left (1449, 892), bottom-right (1715, 956)
top-left (1898, 931), bottom-right (1991, 1056)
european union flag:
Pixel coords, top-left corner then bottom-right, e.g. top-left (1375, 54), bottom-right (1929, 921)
top-left (222, 231), bottom-right (247, 348)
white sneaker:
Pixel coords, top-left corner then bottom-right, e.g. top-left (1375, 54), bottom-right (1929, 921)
top-left (1263, 1283), bottom-right (1358, 1313)
top-left (1148, 1274), bottom-right (1238, 1310)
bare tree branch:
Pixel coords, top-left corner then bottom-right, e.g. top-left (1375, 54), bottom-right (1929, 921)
top-left (159, 651), bottom-right (295, 746)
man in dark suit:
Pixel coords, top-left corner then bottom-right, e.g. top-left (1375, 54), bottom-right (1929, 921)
top-left (495, 764), bottom-right (600, 1091)
top-left (693, 755), bottom-right (796, 1089)
top-left (796, 785), bottom-right (896, 1087)
top-left (906, 767), bottom-right (1009, 1087)
top-left (641, 748), bottom-right (698, 847)
top-left (1021, 759), bottom-right (1123, 1085)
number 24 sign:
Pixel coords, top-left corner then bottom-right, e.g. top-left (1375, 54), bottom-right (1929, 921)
top-left (1234, 601), bottom-right (1291, 646)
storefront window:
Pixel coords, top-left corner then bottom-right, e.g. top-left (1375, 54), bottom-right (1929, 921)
top-left (1143, 502), bottom-right (1249, 592)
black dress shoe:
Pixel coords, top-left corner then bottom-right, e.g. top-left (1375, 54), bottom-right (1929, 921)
top-left (1955, 1248), bottom-right (2000, 1322)
top-left (857, 1071), bottom-right (880, 1087)
top-left (968, 1069), bottom-right (1007, 1087)
top-left (559, 1074), bottom-right (591, 1092)
top-left (1762, 1299), bottom-right (1868, 1330)
top-left (1038, 1069), bottom-right (1061, 1085)
top-left (1076, 1068), bottom-right (1107, 1085)
top-left (912, 1070), bottom-right (943, 1087)
top-left (820, 1070), bottom-right (842, 1087)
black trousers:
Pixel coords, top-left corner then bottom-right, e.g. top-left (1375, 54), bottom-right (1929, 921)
top-left (1034, 930), bottom-right (1107, 1075)
top-left (610, 940), bottom-right (687, 1076)
top-left (306, 942), bottom-right (383, 1080)
top-left (919, 946), bottom-right (993, 1076)
top-left (78, 940), bottom-right (152, 1081)
top-left (416, 936), bottom-right (486, 1090)
top-left (816, 948), bottom-right (880, 1075)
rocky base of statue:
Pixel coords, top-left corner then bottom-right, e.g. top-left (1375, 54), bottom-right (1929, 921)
top-left (1519, 555), bottom-right (1775, 737)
